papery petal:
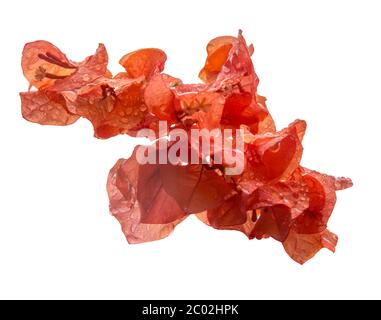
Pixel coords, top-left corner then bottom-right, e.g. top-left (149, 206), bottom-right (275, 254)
top-left (160, 164), bottom-right (234, 214)
top-left (256, 95), bottom-right (276, 134)
top-left (244, 120), bottom-right (305, 184)
top-left (199, 36), bottom-right (236, 83)
top-left (20, 90), bottom-right (79, 125)
top-left (61, 77), bottom-right (148, 139)
top-left (248, 168), bottom-right (309, 219)
top-left (22, 40), bottom-right (77, 89)
top-left (107, 155), bottom-right (187, 244)
top-left (292, 169), bottom-right (352, 234)
top-left (200, 31), bottom-right (258, 94)
top-left (283, 229), bottom-right (338, 264)
top-left (144, 73), bottom-right (180, 121)
top-left (119, 48), bottom-right (166, 79)
top-left (137, 163), bottom-right (189, 224)
top-left (50, 44), bottom-right (108, 92)
top-left (206, 193), bottom-right (247, 228)
top-left (221, 93), bottom-right (269, 129)
top-left (251, 205), bottom-right (292, 242)
top-left (199, 32), bottom-right (269, 132)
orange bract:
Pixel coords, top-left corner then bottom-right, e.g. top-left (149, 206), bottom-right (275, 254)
top-left (20, 31), bottom-right (352, 264)
top-left (119, 48), bottom-right (166, 79)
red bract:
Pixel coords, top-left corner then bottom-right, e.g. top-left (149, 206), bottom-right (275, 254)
top-left (20, 31), bottom-right (352, 264)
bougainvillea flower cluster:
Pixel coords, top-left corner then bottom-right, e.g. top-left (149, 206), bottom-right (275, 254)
top-left (20, 31), bottom-right (352, 264)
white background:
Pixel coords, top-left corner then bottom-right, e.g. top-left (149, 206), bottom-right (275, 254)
top-left (0, 0), bottom-right (380, 299)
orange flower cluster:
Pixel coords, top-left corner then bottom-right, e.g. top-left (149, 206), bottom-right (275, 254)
top-left (20, 31), bottom-right (352, 263)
